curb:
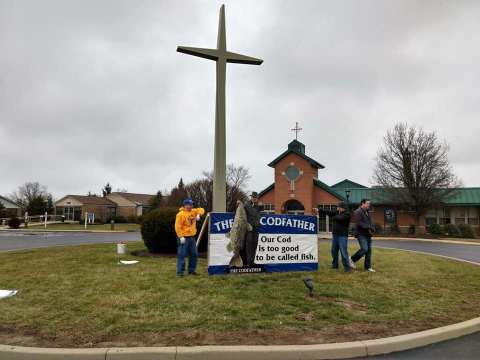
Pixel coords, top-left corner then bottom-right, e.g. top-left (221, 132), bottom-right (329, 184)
top-left (1, 243), bottom-right (479, 359)
top-left (0, 229), bottom-right (132, 233)
top-left (1, 318), bottom-right (479, 359)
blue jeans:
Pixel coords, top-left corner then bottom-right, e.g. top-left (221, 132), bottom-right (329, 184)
top-left (351, 234), bottom-right (372, 270)
top-left (177, 236), bottom-right (198, 275)
top-left (331, 234), bottom-right (350, 271)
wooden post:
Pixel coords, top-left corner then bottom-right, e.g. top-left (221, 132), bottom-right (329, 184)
top-left (196, 213), bottom-right (210, 248)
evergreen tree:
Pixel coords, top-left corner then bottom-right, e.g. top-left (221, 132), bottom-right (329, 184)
top-left (102, 182), bottom-right (112, 197)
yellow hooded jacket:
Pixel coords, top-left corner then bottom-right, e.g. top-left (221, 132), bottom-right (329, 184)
top-left (174, 207), bottom-right (205, 238)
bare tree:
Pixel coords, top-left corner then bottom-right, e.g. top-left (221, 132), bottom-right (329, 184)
top-left (373, 123), bottom-right (459, 224)
top-left (185, 164), bottom-right (250, 212)
top-left (226, 164), bottom-right (250, 212)
top-left (10, 182), bottom-right (53, 215)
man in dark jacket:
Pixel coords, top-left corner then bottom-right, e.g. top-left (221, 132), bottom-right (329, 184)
top-left (351, 198), bottom-right (375, 272)
top-left (318, 202), bottom-right (352, 272)
top-left (243, 192), bottom-right (262, 267)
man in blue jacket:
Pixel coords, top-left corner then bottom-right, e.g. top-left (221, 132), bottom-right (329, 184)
top-left (351, 198), bottom-right (376, 272)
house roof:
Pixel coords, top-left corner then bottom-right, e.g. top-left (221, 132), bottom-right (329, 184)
top-left (331, 179), bottom-right (368, 189)
top-left (0, 195), bottom-right (20, 209)
top-left (56, 195), bottom-right (116, 206)
top-left (111, 192), bottom-right (154, 205)
top-left (268, 140), bottom-right (325, 169)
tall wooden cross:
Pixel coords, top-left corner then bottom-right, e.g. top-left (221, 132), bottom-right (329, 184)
top-left (291, 122), bottom-right (302, 140)
top-left (177, 5), bottom-right (263, 212)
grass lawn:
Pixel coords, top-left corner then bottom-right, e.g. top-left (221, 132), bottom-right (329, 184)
top-left (26, 223), bottom-right (140, 232)
top-left (0, 241), bottom-right (479, 348)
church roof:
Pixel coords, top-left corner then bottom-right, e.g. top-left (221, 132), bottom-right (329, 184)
top-left (313, 179), bottom-right (346, 200)
top-left (331, 179), bottom-right (368, 189)
top-left (268, 140), bottom-right (325, 169)
top-left (258, 183), bottom-right (274, 198)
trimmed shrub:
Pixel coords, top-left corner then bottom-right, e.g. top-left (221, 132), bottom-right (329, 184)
top-left (8, 217), bottom-right (21, 229)
top-left (427, 223), bottom-right (443, 235)
top-left (444, 223), bottom-right (460, 237)
top-left (373, 223), bottom-right (383, 235)
top-left (110, 215), bottom-right (127, 224)
top-left (389, 224), bottom-right (400, 234)
top-left (457, 224), bottom-right (475, 239)
top-left (408, 224), bottom-right (416, 235)
top-left (141, 208), bottom-right (208, 254)
top-left (141, 207), bottom-right (178, 254)
top-left (126, 215), bottom-right (141, 224)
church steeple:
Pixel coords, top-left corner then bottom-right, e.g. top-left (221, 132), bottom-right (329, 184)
top-left (288, 139), bottom-right (305, 154)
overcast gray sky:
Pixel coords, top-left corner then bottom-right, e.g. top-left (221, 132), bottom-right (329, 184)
top-left (1, 0), bottom-right (479, 198)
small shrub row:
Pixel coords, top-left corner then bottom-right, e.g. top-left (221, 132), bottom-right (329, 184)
top-left (8, 217), bottom-right (21, 229)
top-left (427, 223), bottom-right (476, 238)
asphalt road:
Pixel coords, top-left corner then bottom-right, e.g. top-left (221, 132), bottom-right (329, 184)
top-left (0, 231), bottom-right (479, 359)
top-left (0, 230), bottom-right (140, 251)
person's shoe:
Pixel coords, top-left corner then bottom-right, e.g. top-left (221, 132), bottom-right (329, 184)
top-left (177, 273), bottom-right (185, 277)
top-left (367, 268), bottom-right (376, 273)
top-left (189, 271), bottom-right (198, 275)
top-left (349, 257), bottom-right (357, 269)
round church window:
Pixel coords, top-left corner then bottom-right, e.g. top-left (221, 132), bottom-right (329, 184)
top-left (285, 165), bottom-right (300, 181)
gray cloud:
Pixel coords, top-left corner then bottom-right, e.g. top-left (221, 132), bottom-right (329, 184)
top-left (1, 0), bottom-right (479, 198)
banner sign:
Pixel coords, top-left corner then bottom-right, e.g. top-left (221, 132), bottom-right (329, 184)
top-left (208, 213), bottom-right (318, 275)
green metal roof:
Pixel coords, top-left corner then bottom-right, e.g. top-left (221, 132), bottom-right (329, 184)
top-left (331, 179), bottom-right (368, 189)
top-left (333, 187), bottom-right (480, 206)
top-left (268, 140), bottom-right (325, 169)
top-left (444, 188), bottom-right (480, 205)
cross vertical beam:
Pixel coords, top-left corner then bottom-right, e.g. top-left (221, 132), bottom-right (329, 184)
top-left (177, 5), bottom-right (263, 212)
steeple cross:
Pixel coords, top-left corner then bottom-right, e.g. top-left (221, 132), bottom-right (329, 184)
top-left (291, 122), bottom-right (302, 140)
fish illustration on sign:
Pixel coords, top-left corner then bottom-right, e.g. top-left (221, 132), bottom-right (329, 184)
top-left (226, 201), bottom-right (252, 267)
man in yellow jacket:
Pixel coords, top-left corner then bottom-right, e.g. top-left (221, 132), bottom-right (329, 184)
top-left (174, 198), bottom-right (205, 277)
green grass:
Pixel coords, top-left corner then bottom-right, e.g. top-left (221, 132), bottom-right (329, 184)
top-left (0, 241), bottom-right (479, 347)
top-left (26, 223), bottom-right (140, 232)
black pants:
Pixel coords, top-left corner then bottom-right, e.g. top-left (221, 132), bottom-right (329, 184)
top-left (245, 230), bottom-right (259, 267)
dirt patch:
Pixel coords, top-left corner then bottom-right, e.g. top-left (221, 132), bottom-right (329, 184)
top-left (130, 250), bottom-right (207, 258)
top-left (309, 294), bottom-right (369, 315)
top-left (0, 324), bottom-right (429, 348)
top-left (296, 311), bottom-right (315, 322)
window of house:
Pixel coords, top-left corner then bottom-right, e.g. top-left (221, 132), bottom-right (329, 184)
top-left (468, 217), bottom-right (479, 225)
top-left (317, 204), bottom-right (337, 232)
top-left (439, 217), bottom-right (451, 225)
top-left (262, 203), bottom-right (275, 214)
top-left (426, 217), bottom-right (437, 226)
top-left (455, 217), bottom-right (466, 224)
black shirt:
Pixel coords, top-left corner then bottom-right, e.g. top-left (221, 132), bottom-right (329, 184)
top-left (244, 201), bottom-right (261, 230)
top-left (318, 209), bottom-right (351, 236)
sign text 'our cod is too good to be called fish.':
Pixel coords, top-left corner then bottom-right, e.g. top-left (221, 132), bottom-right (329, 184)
top-left (208, 213), bottom-right (318, 275)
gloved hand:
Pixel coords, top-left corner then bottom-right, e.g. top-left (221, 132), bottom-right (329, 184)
top-left (196, 214), bottom-right (201, 221)
top-left (180, 237), bottom-right (186, 245)
top-left (247, 223), bottom-right (253, 232)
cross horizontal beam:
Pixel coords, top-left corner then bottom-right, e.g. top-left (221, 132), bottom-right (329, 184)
top-left (177, 46), bottom-right (263, 65)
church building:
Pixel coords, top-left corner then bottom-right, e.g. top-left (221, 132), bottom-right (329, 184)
top-left (258, 137), bottom-right (480, 234)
